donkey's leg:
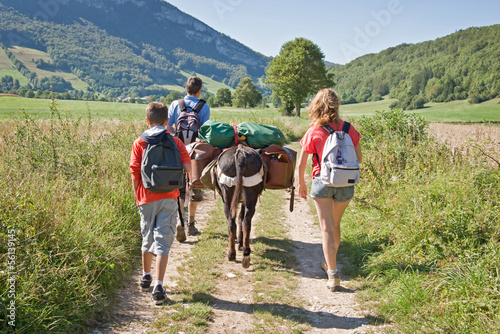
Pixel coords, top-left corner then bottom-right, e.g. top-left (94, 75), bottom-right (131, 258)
top-left (237, 203), bottom-right (245, 251)
top-left (221, 186), bottom-right (237, 261)
top-left (241, 186), bottom-right (262, 268)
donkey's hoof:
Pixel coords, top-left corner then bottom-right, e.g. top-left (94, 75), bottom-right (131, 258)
top-left (228, 252), bottom-right (236, 261)
top-left (242, 256), bottom-right (251, 268)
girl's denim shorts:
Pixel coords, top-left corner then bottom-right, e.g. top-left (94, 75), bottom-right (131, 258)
top-left (310, 177), bottom-right (355, 203)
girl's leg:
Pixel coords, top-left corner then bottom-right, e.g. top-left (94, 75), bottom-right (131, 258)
top-left (314, 198), bottom-right (351, 271)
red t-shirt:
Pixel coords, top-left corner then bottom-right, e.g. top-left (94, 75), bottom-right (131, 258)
top-left (130, 132), bottom-right (191, 206)
top-left (300, 120), bottom-right (360, 178)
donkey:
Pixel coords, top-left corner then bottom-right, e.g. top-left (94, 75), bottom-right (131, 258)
top-left (216, 144), bottom-right (265, 268)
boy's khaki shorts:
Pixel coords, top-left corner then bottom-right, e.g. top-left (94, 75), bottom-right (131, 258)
top-left (138, 198), bottom-right (177, 256)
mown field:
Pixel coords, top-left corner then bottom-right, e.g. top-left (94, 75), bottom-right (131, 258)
top-left (0, 98), bottom-right (498, 333)
top-left (7, 46), bottom-right (89, 91)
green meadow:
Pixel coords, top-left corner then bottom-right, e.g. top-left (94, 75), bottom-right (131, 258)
top-left (7, 46), bottom-right (89, 91)
top-left (0, 50), bottom-right (30, 86)
top-left (2, 96), bottom-right (500, 124)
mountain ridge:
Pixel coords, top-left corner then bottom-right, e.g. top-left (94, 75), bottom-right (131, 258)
top-left (0, 0), bottom-right (270, 96)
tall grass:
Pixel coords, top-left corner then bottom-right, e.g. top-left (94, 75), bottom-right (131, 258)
top-left (341, 109), bottom-right (500, 332)
top-left (0, 100), bottom-right (142, 333)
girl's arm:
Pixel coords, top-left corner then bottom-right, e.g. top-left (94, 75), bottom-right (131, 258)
top-left (297, 146), bottom-right (310, 199)
top-left (355, 144), bottom-right (362, 164)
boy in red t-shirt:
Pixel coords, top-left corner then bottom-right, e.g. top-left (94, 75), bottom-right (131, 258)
top-left (129, 102), bottom-right (191, 305)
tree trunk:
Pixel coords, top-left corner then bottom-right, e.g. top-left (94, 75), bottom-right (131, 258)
top-left (295, 104), bottom-right (301, 117)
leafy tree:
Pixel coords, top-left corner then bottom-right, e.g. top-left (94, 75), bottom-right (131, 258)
top-left (207, 96), bottom-right (217, 107)
top-left (232, 77), bottom-right (262, 108)
top-left (266, 38), bottom-right (334, 116)
top-left (216, 88), bottom-right (232, 106)
top-left (162, 90), bottom-right (184, 105)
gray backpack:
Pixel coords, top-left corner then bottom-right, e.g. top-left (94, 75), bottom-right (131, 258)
top-left (140, 128), bottom-right (184, 193)
top-left (318, 122), bottom-right (360, 187)
top-left (175, 99), bottom-right (205, 145)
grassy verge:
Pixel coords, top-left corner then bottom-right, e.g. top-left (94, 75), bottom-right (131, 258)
top-left (341, 109), bottom-right (500, 332)
top-left (0, 100), bottom-right (144, 333)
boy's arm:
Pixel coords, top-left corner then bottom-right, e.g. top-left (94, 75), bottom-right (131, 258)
top-left (132, 179), bottom-right (140, 192)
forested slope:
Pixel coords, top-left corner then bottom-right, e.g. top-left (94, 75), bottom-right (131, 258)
top-left (331, 24), bottom-right (500, 109)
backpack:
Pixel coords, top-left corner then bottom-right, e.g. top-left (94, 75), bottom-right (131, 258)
top-left (318, 122), bottom-right (360, 187)
top-left (140, 129), bottom-right (184, 193)
top-left (175, 98), bottom-right (205, 145)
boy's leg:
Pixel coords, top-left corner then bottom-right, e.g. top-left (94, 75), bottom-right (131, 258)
top-left (151, 198), bottom-right (177, 304)
top-left (140, 252), bottom-right (154, 291)
top-left (155, 254), bottom-right (169, 283)
top-left (142, 251), bottom-right (153, 273)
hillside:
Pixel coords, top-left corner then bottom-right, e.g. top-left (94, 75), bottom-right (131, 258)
top-left (0, 0), bottom-right (270, 97)
top-left (330, 24), bottom-right (500, 109)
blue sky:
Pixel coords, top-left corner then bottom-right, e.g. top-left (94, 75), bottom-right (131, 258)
top-left (165, 0), bottom-right (500, 64)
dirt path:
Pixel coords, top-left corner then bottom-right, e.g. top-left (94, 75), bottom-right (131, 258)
top-left (92, 188), bottom-right (381, 333)
top-left (286, 193), bottom-right (379, 333)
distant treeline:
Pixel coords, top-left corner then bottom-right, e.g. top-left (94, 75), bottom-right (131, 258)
top-left (331, 25), bottom-right (500, 109)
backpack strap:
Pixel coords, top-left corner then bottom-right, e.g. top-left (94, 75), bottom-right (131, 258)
top-left (178, 98), bottom-right (187, 111)
top-left (322, 124), bottom-right (335, 134)
top-left (342, 121), bottom-right (351, 134)
top-left (178, 98), bottom-right (205, 113)
top-left (192, 99), bottom-right (206, 113)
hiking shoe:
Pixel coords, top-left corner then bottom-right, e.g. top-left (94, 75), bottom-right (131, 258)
top-left (176, 224), bottom-right (186, 242)
top-left (152, 284), bottom-right (166, 305)
top-left (327, 273), bottom-right (341, 292)
top-left (139, 274), bottom-right (152, 292)
top-left (187, 222), bottom-right (199, 236)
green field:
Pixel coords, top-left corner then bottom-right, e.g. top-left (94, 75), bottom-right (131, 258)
top-left (0, 49), bottom-right (30, 85)
top-left (341, 97), bottom-right (500, 122)
top-left (0, 96), bottom-right (147, 121)
top-left (7, 46), bottom-right (89, 91)
top-left (2, 95), bottom-right (499, 124)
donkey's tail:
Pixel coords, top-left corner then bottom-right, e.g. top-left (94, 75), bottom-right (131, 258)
top-left (230, 145), bottom-right (245, 219)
